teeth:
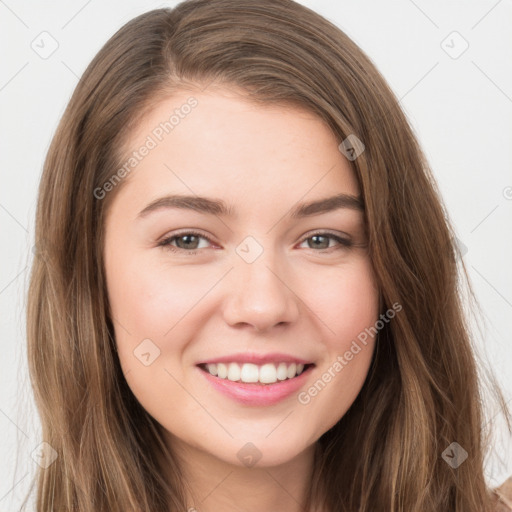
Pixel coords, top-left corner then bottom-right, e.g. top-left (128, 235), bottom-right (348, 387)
top-left (204, 362), bottom-right (308, 384)
top-left (217, 363), bottom-right (227, 379)
top-left (276, 363), bottom-right (288, 381)
top-left (259, 363), bottom-right (277, 384)
top-left (240, 363), bottom-right (259, 383)
top-left (286, 363), bottom-right (296, 379)
top-left (227, 362), bottom-right (241, 381)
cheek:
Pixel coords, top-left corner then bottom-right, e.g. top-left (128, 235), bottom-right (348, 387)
top-left (106, 251), bottom-right (214, 337)
top-left (105, 257), bottom-right (200, 419)
top-left (294, 259), bottom-right (379, 426)
top-left (105, 254), bottom-right (225, 397)
top-left (306, 257), bottom-right (380, 348)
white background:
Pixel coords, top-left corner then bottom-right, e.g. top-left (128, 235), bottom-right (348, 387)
top-left (1, 1), bottom-right (511, 509)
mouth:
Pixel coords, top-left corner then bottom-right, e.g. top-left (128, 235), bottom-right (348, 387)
top-left (195, 360), bottom-right (316, 406)
top-left (197, 361), bottom-right (315, 385)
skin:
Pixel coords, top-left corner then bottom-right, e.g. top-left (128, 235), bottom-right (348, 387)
top-left (104, 86), bottom-right (380, 512)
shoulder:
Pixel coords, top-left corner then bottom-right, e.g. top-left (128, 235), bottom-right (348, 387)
top-left (493, 476), bottom-right (512, 511)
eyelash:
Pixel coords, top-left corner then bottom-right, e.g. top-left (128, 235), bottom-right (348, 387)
top-left (157, 230), bottom-right (353, 256)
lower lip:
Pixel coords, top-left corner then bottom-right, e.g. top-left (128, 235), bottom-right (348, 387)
top-left (197, 365), bottom-right (314, 406)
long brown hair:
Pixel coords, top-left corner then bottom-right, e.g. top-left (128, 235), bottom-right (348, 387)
top-left (25, 0), bottom-right (510, 510)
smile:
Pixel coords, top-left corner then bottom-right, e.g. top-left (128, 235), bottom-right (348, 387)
top-left (196, 362), bottom-right (315, 406)
top-left (198, 361), bottom-right (311, 385)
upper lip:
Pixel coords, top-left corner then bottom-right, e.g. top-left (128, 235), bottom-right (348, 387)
top-left (196, 352), bottom-right (314, 366)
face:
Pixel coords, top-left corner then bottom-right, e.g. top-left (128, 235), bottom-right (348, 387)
top-left (103, 86), bottom-right (380, 469)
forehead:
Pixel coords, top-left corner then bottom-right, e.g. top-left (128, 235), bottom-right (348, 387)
top-left (112, 87), bottom-right (361, 217)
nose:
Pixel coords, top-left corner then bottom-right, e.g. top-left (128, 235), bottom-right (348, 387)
top-left (222, 255), bottom-right (300, 332)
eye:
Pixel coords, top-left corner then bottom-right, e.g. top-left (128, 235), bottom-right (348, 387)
top-left (158, 230), bottom-right (353, 256)
top-left (158, 230), bottom-right (213, 255)
top-left (298, 232), bottom-right (353, 252)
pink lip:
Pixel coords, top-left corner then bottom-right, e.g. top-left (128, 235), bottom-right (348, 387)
top-left (196, 364), bottom-right (314, 406)
top-left (196, 352), bottom-right (313, 366)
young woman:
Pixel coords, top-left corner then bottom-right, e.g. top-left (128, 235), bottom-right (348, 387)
top-left (25, 0), bottom-right (511, 510)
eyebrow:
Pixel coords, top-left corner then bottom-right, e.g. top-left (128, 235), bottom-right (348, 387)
top-left (137, 192), bottom-right (364, 219)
